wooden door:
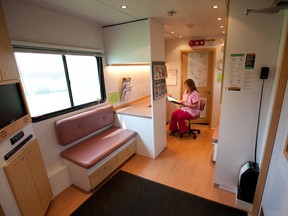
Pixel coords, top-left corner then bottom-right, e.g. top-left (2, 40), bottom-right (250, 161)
top-left (181, 49), bottom-right (215, 125)
top-left (26, 138), bottom-right (53, 213)
top-left (3, 149), bottom-right (44, 216)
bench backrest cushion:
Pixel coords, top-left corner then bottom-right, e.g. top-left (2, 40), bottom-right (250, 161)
top-left (55, 105), bottom-right (114, 146)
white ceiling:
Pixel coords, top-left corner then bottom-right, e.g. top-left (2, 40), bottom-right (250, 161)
top-left (18, 0), bottom-right (227, 39)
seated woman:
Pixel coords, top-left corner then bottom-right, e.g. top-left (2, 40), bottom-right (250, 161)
top-left (169, 78), bottom-right (200, 138)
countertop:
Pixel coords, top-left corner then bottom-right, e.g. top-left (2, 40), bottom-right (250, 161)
top-left (114, 96), bottom-right (152, 118)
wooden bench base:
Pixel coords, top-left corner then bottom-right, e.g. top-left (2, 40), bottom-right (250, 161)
top-left (62, 139), bottom-right (136, 191)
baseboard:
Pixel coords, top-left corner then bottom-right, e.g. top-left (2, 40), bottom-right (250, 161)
top-left (48, 165), bottom-right (71, 197)
top-left (236, 198), bottom-right (252, 213)
top-left (218, 184), bottom-right (237, 193)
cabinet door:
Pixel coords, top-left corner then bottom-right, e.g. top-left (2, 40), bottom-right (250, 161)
top-left (103, 19), bottom-right (150, 65)
top-left (0, 3), bottom-right (20, 80)
top-left (25, 138), bottom-right (53, 213)
top-left (3, 150), bottom-right (44, 216)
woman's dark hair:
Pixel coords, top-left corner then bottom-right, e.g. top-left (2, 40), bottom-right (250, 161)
top-left (184, 79), bottom-right (197, 92)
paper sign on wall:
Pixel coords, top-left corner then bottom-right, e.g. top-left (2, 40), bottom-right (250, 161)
top-left (227, 53), bottom-right (244, 91)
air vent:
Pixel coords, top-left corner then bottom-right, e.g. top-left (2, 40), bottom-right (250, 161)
top-left (0, 130), bottom-right (8, 139)
top-left (23, 117), bottom-right (29, 123)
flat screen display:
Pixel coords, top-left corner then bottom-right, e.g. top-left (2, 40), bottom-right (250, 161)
top-left (0, 83), bottom-right (27, 129)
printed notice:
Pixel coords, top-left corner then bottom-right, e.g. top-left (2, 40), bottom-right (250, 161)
top-left (217, 73), bottom-right (222, 84)
top-left (227, 53), bottom-right (244, 91)
top-left (108, 92), bottom-right (120, 104)
top-left (243, 70), bottom-right (253, 89)
top-left (245, 53), bottom-right (256, 69)
top-left (243, 53), bottom-right (256, 89)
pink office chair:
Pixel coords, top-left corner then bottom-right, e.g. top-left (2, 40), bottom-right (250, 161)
top-left (180, 99), bottom-right (206, 139)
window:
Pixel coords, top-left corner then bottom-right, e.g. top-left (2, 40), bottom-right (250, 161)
top-left (14, 46), bottom-right (106, 122)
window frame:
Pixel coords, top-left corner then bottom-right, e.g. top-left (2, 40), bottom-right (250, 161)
top-left (13, 43), bottom-right (106, 122)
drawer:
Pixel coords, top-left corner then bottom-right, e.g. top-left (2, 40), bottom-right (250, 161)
top-left (89, 156), bottom-right (118, 189)
top-left (117, 142), bottom-right (136, 166)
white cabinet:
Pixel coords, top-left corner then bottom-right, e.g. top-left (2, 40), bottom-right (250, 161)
top-left (103, 19), bottom-right (150, 65)
top-left (115, 113), bottom-right (155, 158)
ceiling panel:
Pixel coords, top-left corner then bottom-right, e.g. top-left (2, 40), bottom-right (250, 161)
top-left (16, 0), bottom-right (227, 39)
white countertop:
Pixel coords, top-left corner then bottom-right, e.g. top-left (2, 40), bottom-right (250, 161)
top-left (114, 96), bottom-right (152, 118)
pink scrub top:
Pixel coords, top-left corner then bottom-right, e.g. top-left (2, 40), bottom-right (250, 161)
top-left (181, 90), bottom-right (200, 117)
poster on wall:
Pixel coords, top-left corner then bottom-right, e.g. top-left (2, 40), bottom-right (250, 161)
top-left (166, 69), bottom-right (177, 86)
top-left (187, 52), bottom-right (208, 87)
top-left (245, 53), bottom-right (256, 69)
top-left (243, 53), bottom-right (256, 90)
top-left (227, 53), bottom-right (244, 91)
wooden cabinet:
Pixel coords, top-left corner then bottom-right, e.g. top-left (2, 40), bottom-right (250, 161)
top-left (0, 2), bottom-right (20, 80)
top-left (3, 138), bottom-right (52, 216)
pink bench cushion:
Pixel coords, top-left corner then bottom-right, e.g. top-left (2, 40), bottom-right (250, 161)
top-left (55, 105), bottom-right (114, 146)
top-left (61, 126), bottom-right (136, 169)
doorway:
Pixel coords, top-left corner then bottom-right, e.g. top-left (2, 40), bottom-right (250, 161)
top-left (180, 49), bottom-right (215, 125)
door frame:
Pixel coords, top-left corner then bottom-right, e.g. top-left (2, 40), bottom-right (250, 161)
top-left (252, 21), bottom-right (288, 216)
top-left (180, 48), bottom-right (216, 126)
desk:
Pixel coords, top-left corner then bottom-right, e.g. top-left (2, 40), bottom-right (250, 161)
top-left (114, 96), bottom-right (157, 158)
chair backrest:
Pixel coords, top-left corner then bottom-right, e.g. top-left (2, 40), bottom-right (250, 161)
top-left (200, 99), bottom-right (205, 111)
top-left (187, 99), bottom-right (206, 122)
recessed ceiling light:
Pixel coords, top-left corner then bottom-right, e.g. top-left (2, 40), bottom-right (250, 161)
top-left (212, 5), bottom-right (218, 9)
top-left (121, 5), bottom-right (127, 9)
top-left (220, 25), bottom-right (224, 28)
top-left (222, 31), bottom-right (225, 34)
top-left (179, 35), bottom-right (182, 38)
top-left (217, 17), bottom-right (222, 21)
top-left (171, 31), bottom-right (175, 34)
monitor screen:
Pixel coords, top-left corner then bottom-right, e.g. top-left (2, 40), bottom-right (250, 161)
top-left (0, 82), bottom-right (27, 129)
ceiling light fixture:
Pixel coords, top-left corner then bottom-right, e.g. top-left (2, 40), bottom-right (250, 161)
top-left (220, 25), bottom-right (224, 28)
top-left (217, 17), bottom-right (222, 21)
top-left (212, 5), bottom-right (218, 9)
top-left (171, 31), bottom-right (175, 34)
top-left (179, 35), bottom-right (182, 38)
top-left (167, 10), bottom-right (177, 16)
top-left (121, 5), bottom-right (127, 9)
top-left (187, 24), bottom-right (194, 29)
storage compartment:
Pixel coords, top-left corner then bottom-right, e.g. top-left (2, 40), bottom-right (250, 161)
top-left (89, 156), bottom-right (118, 189)
top-left (117, 141), bottom-right (136, 166)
